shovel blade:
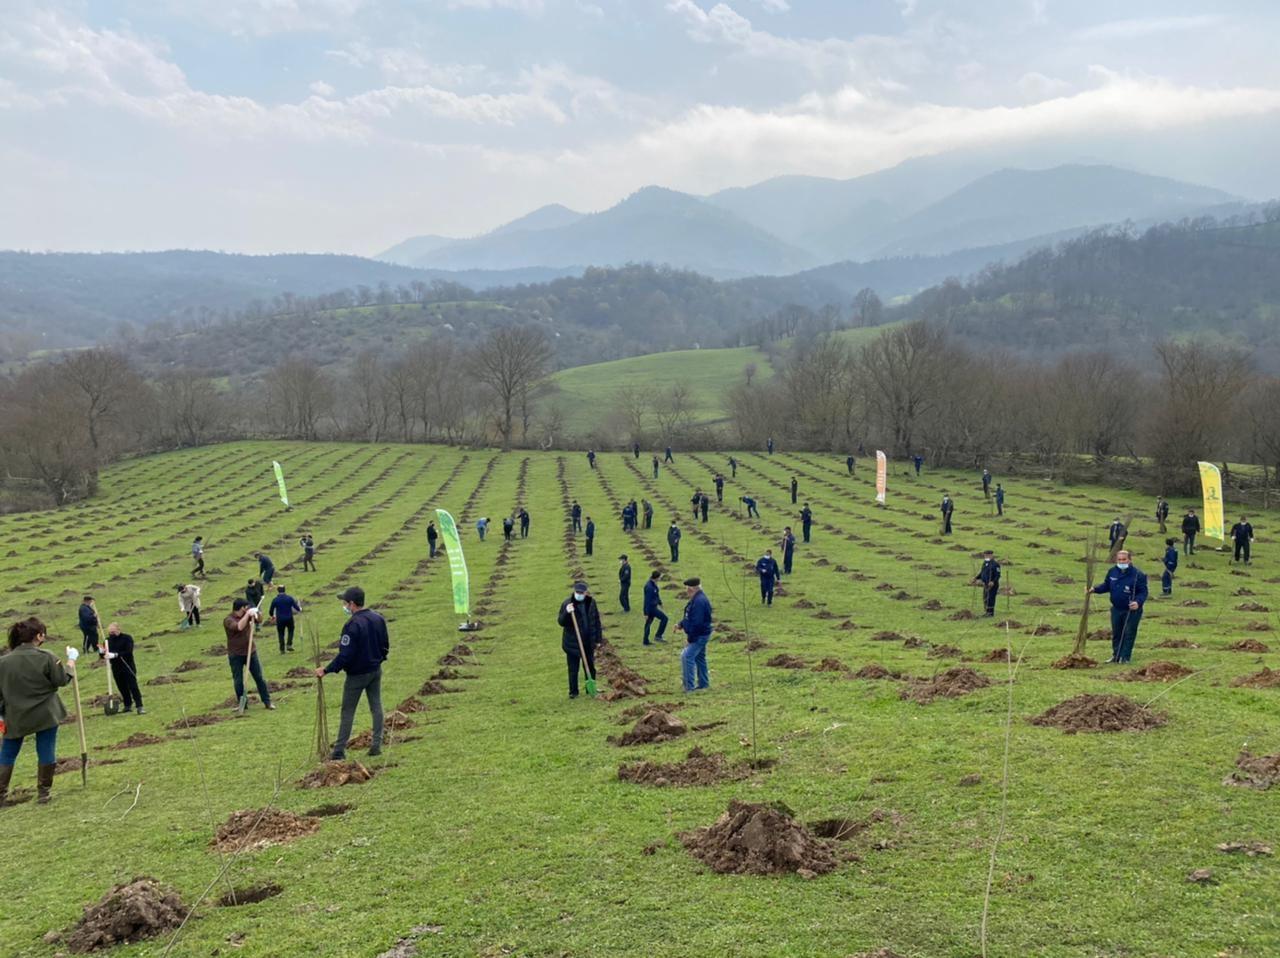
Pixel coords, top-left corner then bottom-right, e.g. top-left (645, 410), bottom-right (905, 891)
top-left (236, 694), bottom-right (248, 715)
top-left (585, 677), bottom-right (598, 697)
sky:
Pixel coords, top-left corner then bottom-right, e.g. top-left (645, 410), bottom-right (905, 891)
top-left (2, 0), bottom-right (1279, 254)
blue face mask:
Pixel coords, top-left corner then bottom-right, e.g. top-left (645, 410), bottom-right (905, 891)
top-left (341, 603), bottom-right (353, 616)
top-left (573, 593), bottom-right (586, 602)
top-left (1116, 562), bottom-right (1130, 571)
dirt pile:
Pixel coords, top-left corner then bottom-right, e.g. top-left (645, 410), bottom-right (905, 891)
top-left (766, 654), bottom-right (807, 669)
top-left (618, 747), bottom-right (753, 787)
top-left (298, 760), bottom-right (375, 788)
top-left (62, 877), bottom-right (187, 953)
top-left (1244, 621), bottom-right (1273, 632)
top-left (1050, 654), bottom-right (1097, 670)
top-left (217, 883), bottom-right (283, 907)
top-left (1232, 667), bottom-right (1280, 689)
top-left (870, 631), bottom-right (904, 642)
top-left (210, 808), bottom-right (321, 854)
top-left (852, 663), bottom-right (901, 680)
top-left (920, 599), bottom-right (944, 611)
top-left (1227, 639), bottom-right (1270, 653)
top-left (610, 710), bottom-right (687, 746)
top-left (395, 696), bottom-right (430, 713)
top-left (947, 610), bottom-right (975, 621)
top-left (173, 660), bottom-right (206, 673)
top-left (285, 665), bottom-right (316, 678)
top-left (981, 649), bottom-right (1013, 663)
top-left (109, 732), bottom-right (165, 750)
top-left (1217, 841), bottom-right (1273, 856)
top-left (812, 658), bottom-right (848, 673)
top-left (681, 800), bottom-right (839, 877)
top-left (417, 680), bottom-right (460, 696)
top-left (1118, 661), bottom-right (1194, 683)
top-left (926, 644), bottom-right (962, 659)
top-left (1224, 750), bottom-right (1280, 790)
top-left (899, 667), bottom-right (992, 704)
top-left (1154, 638), bottom-right (1199, 649)
top-left (1031, 694), bottom-right (1166, 733)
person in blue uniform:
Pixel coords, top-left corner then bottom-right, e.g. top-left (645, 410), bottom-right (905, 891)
top-left (741, 495), bottom-right (759, 519)
top-left (676, 578), bottom-right (712, 693)
top-left (756, 550), bottom-right (780, 605)
top-left (971, 550), bottom-right (1001, 617)
top-left (584, 517), bottom-right (595, 556)
top-left (940, 494), bottom-right (954, 535)
top-left (799, 504), bottom-right (813, 543)
top-left (618, 555), bottom-right (632, 612)
top-left (1089, 549), bottom-right (1148, 664)
top-left (571, 501), bottom-right (582, 534)
top-left (642, 572), bottom-right (667, 645)
top-left (1160, 538), bottom-right (1178, 596)
top-left (667, 521), bottom-right (681, 562)
top-left (780, 527), bottom-right (796, 575)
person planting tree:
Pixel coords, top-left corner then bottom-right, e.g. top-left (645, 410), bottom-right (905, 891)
top-left (101, 623), bottom-right (144, 715)
top-left (176, 583), bottom-right (202, 629)
top-left (223, 599), bottom-right (274, 712)
top-left (558, 580), bottom-right (602, 699)
top-left (0, 617), bottom-right (75, 807)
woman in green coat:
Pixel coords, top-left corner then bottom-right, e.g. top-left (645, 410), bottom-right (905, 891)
top-left (0, 617), bottom-right (74, 806)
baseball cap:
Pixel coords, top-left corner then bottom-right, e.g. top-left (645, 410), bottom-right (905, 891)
top-left (337, 586), bottom-right (365, 605)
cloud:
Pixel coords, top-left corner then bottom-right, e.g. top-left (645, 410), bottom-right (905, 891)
top-left (180, 0), bottom-right (370, 37)
top-left (1016, 71), bottom-right (1070, 100)
top-left (309, 79), bottom-right (336, 96)
top-left (445, 0), bottom-right (546, 11)
top-left (1073, 15), bottom-right (1225, 42)
top-left (755, 0), bottom-right (791, 11)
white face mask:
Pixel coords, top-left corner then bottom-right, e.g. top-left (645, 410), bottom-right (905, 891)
top-left (1116, 562), bottom-right (1130, 571)
top-left (573, 592), bottom-right (586, 602)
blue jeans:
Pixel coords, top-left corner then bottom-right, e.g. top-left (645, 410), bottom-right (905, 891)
top-left (1110, 606), bottom-right (1143, 661)
top-left (643, 610), bottom-right (668, 643)
top-left (681, 635), bottom-right (710, 691)
top-left (0, 726), bottom-right (58, 766)
top-left (228, 652), bottom-right (272, 705)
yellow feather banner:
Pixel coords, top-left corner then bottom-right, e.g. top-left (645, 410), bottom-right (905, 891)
top-left (1197, 461), bottom-right (1224, 540)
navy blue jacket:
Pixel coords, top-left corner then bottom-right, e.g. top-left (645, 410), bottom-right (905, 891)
top-left (940, 498), bottom-right (954, 516)
top-left (1231, 522), bottom-right (1254, 542)
top-left (680, 590), bottom-right (713, 641)
top-left (1163, 547), bottom-right (1178, 573)
top-left (643, 579), bottom-right (662, 615)
top-left (258, 554), bottom-right (275, 579)
top-left (619, 563), bottom-right (632, 589)
top-left (1108, 522), bottom-right (1126, 545)
top-left (1093, 565), bottom-right (1148, 610)
top-left (995, 487), bottom-right (1005, 504)
top-left (977, 559), bottom-right (1001, 585)
top-left (324, 608), bottom-right (390, 676)
top-left (756, 556), bottom-right (780, 583)
top-left (571, 504), bottom-right (581, 519)
top-left (77, 603), bottom-right (98, 634)
top-left (269, 592), bottom-right (301, 623)
top-left (667, 526), bottom-right (681, 546)
top-left (780, 534), bottom-right (795, 558)
top-left (585, 520), bottom-right (595, 539)
top-left (800, 507), bottom-right (812, 528)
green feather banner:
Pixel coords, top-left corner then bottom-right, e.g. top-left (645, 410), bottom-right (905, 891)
top-left (272, 460), bottom-right (289, 509)
top-left (436, 509), bottom-right (470, 617)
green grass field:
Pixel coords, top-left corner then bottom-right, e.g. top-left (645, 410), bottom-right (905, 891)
top-left (1, 443), bottom-right (1278, 957)
top-left (548, 346), bottom-right (769, 435)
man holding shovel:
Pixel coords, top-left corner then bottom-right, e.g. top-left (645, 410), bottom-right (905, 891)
top-left (558, 580), bottom-right (602, 699)
top-left (223, 599), bottom-right (275, 712)
top-left (101, 623), bottom-right (144, 715)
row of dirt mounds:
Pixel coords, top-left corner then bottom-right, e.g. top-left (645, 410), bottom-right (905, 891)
top-left (1231, 667), bottom-right (1280, 689)
top-left (681, 800), bottom-right (839, 877)
top-left (209, 808), bottom-right (321, 854)
top-left (298, 760), bottom-right (376, 788)
top-left (596, 644), bottom-right (652, 701)
top-left (610, 709), bottom-right (687, 746)
top-left (1117, 661), bottom-right (1194, 683)
top-left (1224, 750), bottom-right (1280, 790)
top-left (58, 877), bottom-right (187, 953)
top-left (1030, 694), bottom-right (1166, 733)
top-left (618, 747), bottom-right (756, 787)
top-left (899, 667), bottom-right (992, 704)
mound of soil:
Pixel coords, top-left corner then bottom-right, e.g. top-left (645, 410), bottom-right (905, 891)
top-left (793, 599), bottom-right (815, 609)
top-left (1167, 618), bottom-right (1201, 627)
top-left (1179, 599), bottom-right (1208, 608)
top-left (920, 599), bottom-right (944, 611)
top-left (1052, 576), bottom-right (1074, 585)
top-left (744, 639), bottom-right (770, 652)
top-left (1237, 602), bottom-right (1270, 612)
top-left (395, 696), bottom-right (430, 713)
top-left (1028, 624), bottom-right (1063, 636)
top-left (994, 619), bottom-right (1025, 629)
top-left (146, 675), bottom-right (185, 686)
top-left (1154, 638), bottom-right (1199, 649)
top-left (1231, 668), bottom-right (1280, 689)
top-left (417, 680), bottom-right (459, 696)
top-left (900, 667), bottom-right (992, 704)
top-left (1244, 621), bottom-right (1273, 632)
top-left (1217, 841), bottom-right (1273, 857)
top-left (203, 645), bottom-right (227, 656)
top-left (431, 667), bottom-right (476, 680)
top-left (109, 733), bottom-right (165, 750)
top-left (297, 760), bottom-right (375, 788)
top-left (812, 658), bottom-right (848, 673)
top-left (62, 877), bottom-right (187, 953)
top-left (610, 710), bottom-right (687, 746)
top-left (210, 808), bottom-right (321, 854)
top-left (618, 747), bottom-right (753, 787)
top-left (1119, 661), bottom-right (1193, 683)
top-left (766, 654), bottom-right (807, 669)
top-left (1225, 751), bottom-right (1280, 790)
top-left (681, 800), bottom-right (839, 877)
top-left (1024, 597), bottom-right (1052, 607)
top-left (853, 663), bottom-right (901, 680)
top-left (619, 701), bottom-right (682, 721)
top-left (838, 620), bottom-right (858, 630)
top-left (173, 660), bottom-right (206, 673)
top-left (285, 665), bottom-right (316, 678)
top-left (1050, 654), bottom-right (1098, 670)
top-left (217, 883), bottom-right (283, 907)
top-left (53, 757), bottom-right (123, 775)
top-left (870, 631), bottom-right (904, 642)
top-left (1030, 694), bottom-right (1166, 733)
top-left (947, 610), bottom-right (976, 621)
top-left (383, 710), bottom-right (416, 731)
top-left (901, 637), bottom-right (926, 649)
top-left (981, 648), bottom-right (1013, 663)
top-left (926, 645), bottom-right (962, 659)
top-left (1183, 580), bottom-right (1212, 589)
top-left (1227, 639), bottom-right (1270, 653)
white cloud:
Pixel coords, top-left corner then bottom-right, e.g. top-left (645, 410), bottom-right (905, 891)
top-left (1016, 70), bottom-right (1070, 100)
top-left (755, 0), bottom-right (791, 11)
top-left (181, 0), bottom-right (370, 37)
top-left (309, 79), bottom-right (336, 96)
top-left (445, 0), bottom-right (546, 11)
top-left (1073, 15), bottom-right (1225, 42)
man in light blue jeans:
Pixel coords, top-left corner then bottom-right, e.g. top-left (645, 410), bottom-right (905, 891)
top-left (676, 577), bottom-right (712, 693)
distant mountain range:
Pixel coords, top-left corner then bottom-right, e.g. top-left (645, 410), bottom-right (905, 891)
top-left (379, 162), bottom-right (1242, 276)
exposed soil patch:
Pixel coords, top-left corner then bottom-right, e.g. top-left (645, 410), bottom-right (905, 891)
top-left (870, 631), bottom-right (904, 642)
top-left (1217, 841), bottom-right (1273, 857)
top-left (610, 709), bottom-right (687, 746)
top-left (297, 760), bottom-right (376, 788)
top-left (217, 883), bottom-right (283, 907)
top-left (1225, 750), bottom-right (1280, 790)
top-left (1167, 619), bottom-right (1201, 627)
top-left (947, 609), bottom-right (976, 621)
top-left (53, 757), bottom-right (123, 775)
top-left (285, 665), bottom-right (316, 678)
top-left (173, 660), bottom-right (206, 673)
top-left (618, 747), bottom-right (754, 787)
top-left (1237, 602), bottom-right (1270, 612)
top-left (383, 710), bottom-right (416, 731)
top-left (203, 645), bottom-right (227, 656)
top-left (812, 657), bottom-right (848, 673)
top-left (1024, 597), bottom-right (1052, 607)
top-left (1227, 639), bottom-right (1270, 653)
top-left (416, 680), bottom-right (460, 696)
top-left (926, 645), bottom-right (962, 659)
top-left (766, 654), bottom-right (808, 669)
top-left (793, 599), bottom-right (815, 609)
top-left (1050, 654), bottom-right (1098, 670)
top-left (1030, 694), bottom-right (1166, 733)
top-left (900, 667), bottom-right (992, 704)
top-left (167, 712), bottom-right (231, 731)
top-left (1232, 668), bottom-right (1280, 689)
top-left (1154, 638), bottom-right (1199, 649)
top-left (62, 877), bottom-right (187, 954)
top-left (210, 808), bottom-right (320, 854)
top-left (109, 733), bottom-right (165, 750)
top-left (1028, 624), bottom-right (1063, 636)
top-left (852, 663), bottom-right (901, 680)
top-left (395, 696), bottom-right (430, 713)
top-left (1244, 621), bottom-right (1273, 632)
top-left (431, 667), bottom-right (476, 681)
top-left (920, 599), bottom-right (944, 611)
top-left (1179, 599), bottom-right (1208, 608)
top-left (619, 701), bottom-right (682, 721)
top-left (681, 800), bottom-right (839, 877)
top-left (981, 648), bottom-right (1013, 663)
top-left (146, 675), bottom-right (186, 686)
top-left (305, 803), bottom-right (354, 817)
top-left (995, 619), bottom-right (1025, 629)
top-left (838, 620), bottom-right (857, 630)
top-left (1118, 661), bottom-right (1194, 683)
top-left (744, 639), bottom-right (770, 652)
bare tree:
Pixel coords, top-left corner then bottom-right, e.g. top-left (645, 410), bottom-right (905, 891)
top-left (269, 359), bottom-right (334, 440)
top-left (652, 383), bottom-right (696, 445)
top-left (57, 348), bottom-right (146, 454)
top-left (155, 374), bottom-right (229, 447)
top-left (611, 383), bottom-right (656, 444)
top-left (854, 321), bottom-right (952, 457)
top-left (469, 326), bottom-right (553, 450)
top-left (852, 288), bottom-right (884, 327)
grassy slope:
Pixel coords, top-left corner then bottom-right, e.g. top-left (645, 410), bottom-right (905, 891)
top-left (0, 444), bottom-right (1277, 957)
top-left (547, 346), bottom-right (771, 436)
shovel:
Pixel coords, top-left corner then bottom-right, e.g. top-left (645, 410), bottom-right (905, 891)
top-left (65, 647), bottom-right (89, 786)
top-left (100, 629), bottom-right (122, 715)
top-left (567, 603), bottom-right (597, 697)
top-left (237, 598), bottom-right (264, 714)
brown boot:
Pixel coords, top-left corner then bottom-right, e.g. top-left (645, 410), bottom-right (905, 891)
top-left (0, 764), bottom-right (12, 808)
top-left (37, 764), bottom-right (55, 804)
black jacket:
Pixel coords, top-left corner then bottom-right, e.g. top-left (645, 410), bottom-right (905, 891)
top-left (619, 564), bottom-right (632, 589)
top-left (324, 608), bottom-right (390, 676)
top-left (1182, 514), bottom-right (1201, 535)
top-left (558, 596), bottom-right (603, 653)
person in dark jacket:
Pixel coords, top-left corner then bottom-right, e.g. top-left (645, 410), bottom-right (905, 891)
top-left (699, 493), bottom-right (709, 524)
top-left (618, 555), bottom-right (632, 612)
top-left (780, 527), bottom-right (796, 576)
top-left (427, 521), bottom-right (439, 558)
top-left (799, 504), bottom-right (813, 543)
top-left (756, 550), bottom-right (780, 605)
top-left (846, 455), bottom-right (855, 475)
top-left (300, 533), bottom-right (316, 572)
top-left (101, 622), bottom-right (144, 714)
top-left (767, 437), bottom-right (775, 455)
top-left (940, 494), bottom-right (954, 535)
top-left (642, 499), bottom-right (653, 529)
top-left (316, 587), bottom-right (390, 759)
top-left (741, 495), bottom-right (760, 519)
top-left (571, 501), bottom-right (582, 534)
top-left (1155, 496), bottom-right (1170, 533)
top-left (587, 449), bottom-right (596, 470)
top-left (652, 455), bottom-right (660, 479)
top-left (667, 522), bottom-right (681, 562)
top-left (245, 579), bottom-right (265, 609)
top-left (558, 581), bottom-right (602, 698)
top-left (971, 550), bottom-right (1001, 617)
top-left (664, 446), bottom-right (674, 463)
top-left (1089, 550), bottom-right (1148, 664)
top-left (1160, 538), bottom-right (1178, 596)
top-left (268, 585), bottom-right (302, 653)
top-left (789, 477), bottom-right (798, 504)
top-left (585, 517), bottom-right (595, 556)
top-left (223, 599), bottom-right (274, 710)
top-left (633, 442), bottom-right (640, 459)
top-left (981, 469), bottom-right (992, 498)
top-left (1230, 516), bottom-right (1254, 564)
top-left (728, 456), bottom-right (737, 478)
top-left (913, 454), bottom-right (924, 476)
top-left (254, 552), bottom-right (275, 584)
top-left (690, 490), bottom-right (702, 521)
top-left (714, 474), bottom-right (725, 502)
top-left (677, 578), bottom-right (712, 693)
top-left (995, 484), bottom-right (1005, 516)
top-left (1181, 509), bottom-right (1201, 555)
top-left (502, 516), bottom-right (515, 542)
top-left (519, 508), bottom-right (530, 539)
top-left (77, 597), bottom-right (100, 653)
top-left (0, 617), bottom-right (74, 806)
top-left (1108, 518), bottom-right (1126, 550)
top-left (642, 572), bottom-right (667, 645)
